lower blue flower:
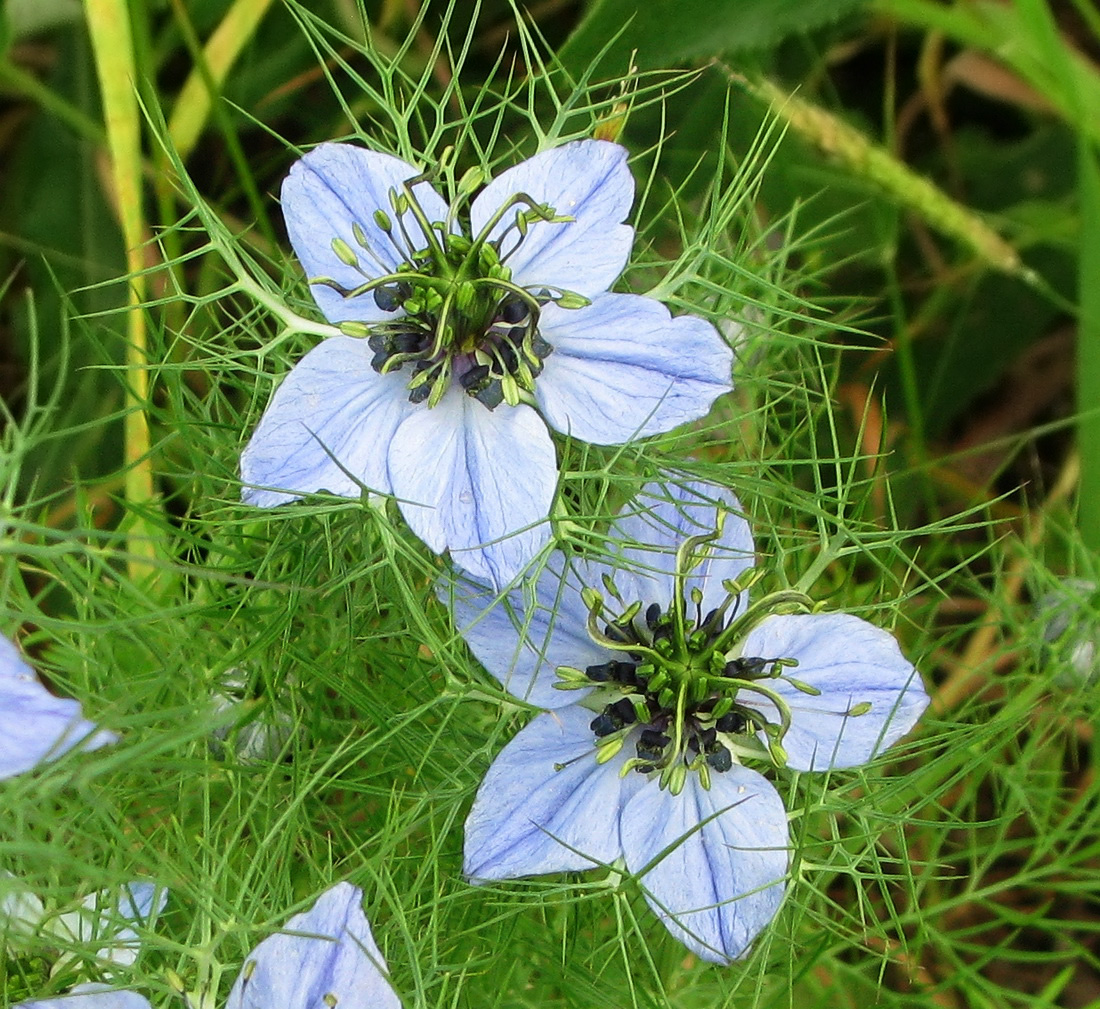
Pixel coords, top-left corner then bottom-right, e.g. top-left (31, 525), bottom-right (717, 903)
top-left (10, 882), bottom-right (167, 1009)
top-left (445, 479), bottom-right (930, 963)
top-left (14, 883), bottom-right (397, 1009)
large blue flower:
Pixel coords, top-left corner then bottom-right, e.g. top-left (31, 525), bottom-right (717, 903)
top-left (15, 883), bottom-right (398, 1009)
top-left (0, 634), bottom-right (115, 780)
top-left (443, 480), bottom-right (929, 963)
top-left (241, 139), bottom-right (732, 587)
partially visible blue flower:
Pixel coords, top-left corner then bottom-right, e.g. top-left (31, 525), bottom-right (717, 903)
top-left (0, 634), bottom-right (115, 780)
top-left (8, 880), bottom-right (166, 1009)
top-left (224, 881), bottom-right (399, 1009)
top-left (53, 882), bottom-right (168, 971)
top-left (2, 876), bottom-right (166, 967)
top-left (13, 985), bottom-right (153, 1009)
top-left (241, 139), bottom-right (732, 587)
top-left (15, 883), bottom-right (396, 1009)
top-left (443, 480), bottom-right (929, 963)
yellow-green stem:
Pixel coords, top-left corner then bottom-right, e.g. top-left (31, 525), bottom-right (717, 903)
top-left (721, 67), bottom-right (1033, 284)
top-left (167, 0), bottom-right (278, 162)
top-left (86, 0), bottom-right (156, 575)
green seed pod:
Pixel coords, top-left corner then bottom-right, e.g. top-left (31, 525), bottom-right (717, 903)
top-left (457, 165), bottom-right (485, 198)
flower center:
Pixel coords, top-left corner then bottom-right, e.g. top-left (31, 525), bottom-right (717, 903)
top-left (584, 604), bottom-right (783, 773)
top-left (314, 172), bottom-right (589, 410)
top-left (555, 527), bottom-right (819, 795)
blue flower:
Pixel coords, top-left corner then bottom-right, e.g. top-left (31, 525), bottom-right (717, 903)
top-left (0, 634), bottom-right (115, 780)
top-left (7, 880), bottom-right (166, 1009)
top-left (443, 480), bottom-right (929, 963)
top-left (15, 883), bottom-right (397, 1009)
top-left (52, 882), bottom-right (167, 971)
top-left (223, 882), bottom-right (399, 1009)
top-left (241, 139), bottom-right (732, 587)
top-left (12, 986), bottom-right (153, 1009)
top-left (2, 876), bottom-right (164, 961)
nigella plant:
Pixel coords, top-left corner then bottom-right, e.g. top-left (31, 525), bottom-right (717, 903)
top-left (0, 633), bottom-right (115, 779)
top-left (241, 138), bottom-right (732, 587)
top-left (14, 883), bottom-right (398, 1009)
top-left (442, 480), bottom-right (929, 964)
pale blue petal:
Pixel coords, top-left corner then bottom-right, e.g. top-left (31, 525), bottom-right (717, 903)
top-left (464, 705), bottom-right (641, 880)
top-left (114, 882), bottom-right (167, 929)
top-left (387, 388), bottom-right (556, 588)
top-left (535, 295), bottom-right (731, 444)
top-left (0, 666), bottom-right (115, 781)
top-left (605, 480), bottom-right (755, 617)
top-left (620, 765), bottom-right (788, 964)
top-left (241, 337), bottom-right (415, 507)
top-left (15, 985), bottom-right (152, 1009)
top-left (282, 143), bottom-right (449, 325)
top-left (468, 140), bottom-right (633, 298)
top-left (437, 559), bottom-right (609, 708)
top-left (56, 882), bottom-right (164, 968)
top-left (740, 614), bottom-right (929, 771)
top-left (225, 882), bottom-right (399, 1009)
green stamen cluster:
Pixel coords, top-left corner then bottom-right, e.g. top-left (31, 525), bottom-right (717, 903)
top-left (555, 529), bottom-right (824, 795)
top-left (312, 170), bottom-right (590, 410)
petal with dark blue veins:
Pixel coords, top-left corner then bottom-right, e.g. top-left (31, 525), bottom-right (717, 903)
top-left (437, 559), bottom-right (611, 708)
top-left (387, 387), bottom-right (556, 588)
top-left (535, 295), bottom-right (731, 445)
top-left (464, 706), bottom-right (641, 881)
top-left (469, 140), bottom-right (634, 298)
top-left (620, 764), bottom-right (788, 964)
top-left (282, 143), bottom-right (449, 325)
top-left (241, 337), bottom-right (415, 507)
top-left (741, 613), bottom-right (929, 772)
top-left (606, 479), bottom-right (755, 617)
